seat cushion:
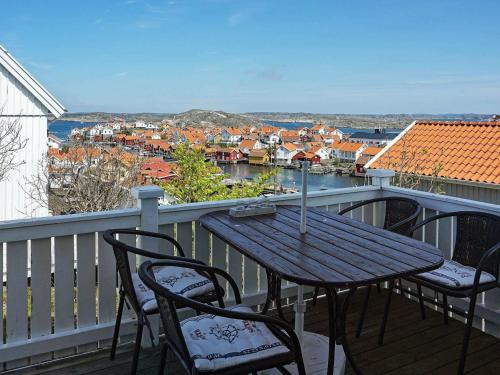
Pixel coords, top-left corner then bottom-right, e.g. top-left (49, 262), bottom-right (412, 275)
top-left (132, 266), bottom-right (215, 312)
top-left (181, 304), bottom-right (290, 371)
top-left (417, 260), bottom-right (496, 289)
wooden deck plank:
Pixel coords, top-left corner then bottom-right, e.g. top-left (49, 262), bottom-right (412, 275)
top-left (4, 291), bottom-right (499, 375)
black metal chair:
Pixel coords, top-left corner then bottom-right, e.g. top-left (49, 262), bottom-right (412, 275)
top-left (378, 211), bottom-right (500, 375)
top-left (103, 229), bottom-right (225, 375)
top-left (139, 259), bottom-right (306, 375)
top-left (312, 197), bottom-right (422, 336)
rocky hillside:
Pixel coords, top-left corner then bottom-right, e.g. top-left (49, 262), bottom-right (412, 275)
top-left (171, 109), bottom-right (262, 128)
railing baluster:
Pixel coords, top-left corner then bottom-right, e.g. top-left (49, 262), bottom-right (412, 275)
top-left (423, 208), bottom-right (438, 247)
top-left (6, 241), bottom-right (28, 369)
top-left (118, 232), bottom-right (137, 321)
top-left (54, 235), bottom-right (76, 358)
top-left (76, 233), bottom-right (97, 352)
top-left (211, 235), bottom-right (228, 293)
top-left (228, 246), bottom-right (243, 301)
top-left (30, 238), bottom-right (52, 363)
top-left (363, 201), bottom-right (374, 225)
top-left (437, 213), bottom-right (453, 260)
top-left (243, 256), bottom-right (259, 296)
top-left (176, 222), bottom-right (193, 259)
top-left (158, 224), bottom-right (175, 256)
top-left (97, 232), bottom-right (117, 347)
top-left (194, 223), bottom-right (210, 265)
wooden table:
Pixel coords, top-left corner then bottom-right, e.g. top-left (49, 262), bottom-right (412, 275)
top-left (200, 205), bottom-right (444, 374)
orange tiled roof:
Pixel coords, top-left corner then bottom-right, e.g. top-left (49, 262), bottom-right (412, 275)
top-left (336, 142), bottom-right (365, 152)
top-left (261, 126), bottom-right (279, 134)
top-left (368, 121), bottom-right (500, 184)
top-left (311, 123), bottom-right (325, 131)
top-left (239, 139), bottom-right (257, 149)
top-left (280, 130), bottom-right (299, 137)
top-left (363, 146), bottom-right (383, 156)
top-left (355, 155), bottom-right (371, 165)
top-left (249, 149), bottom-right (268, 157)
top-left (282, 143), bottom-right (298, 151)
top-left (225, 127), bottom-right (242, 136)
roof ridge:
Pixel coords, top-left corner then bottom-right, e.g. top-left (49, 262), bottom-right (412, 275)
top-left (415, 120), bottom-right (500, 126)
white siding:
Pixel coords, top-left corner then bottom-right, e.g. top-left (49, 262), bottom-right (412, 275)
top-left (418, 179), bottom-right (500, 205)
top-left (0, 63), bottom-right (49, 220)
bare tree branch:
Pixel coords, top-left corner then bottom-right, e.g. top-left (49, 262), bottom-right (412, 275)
top-left (0, 106), bottom-right (28, 182)
top-left (23, 141), bottom-right (143, 215)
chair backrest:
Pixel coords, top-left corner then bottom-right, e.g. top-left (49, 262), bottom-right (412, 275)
top-left (139, 262), bottom-right (191, 365)
top-left (453, 212), bottom-right (500, 277)
top-left (384, 197), bottom-right (421, 235)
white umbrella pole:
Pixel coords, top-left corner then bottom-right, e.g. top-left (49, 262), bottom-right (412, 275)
top-left (295, 161), bottom-right (309, 341)
top-left (300, 161), bottom-right (309, 234)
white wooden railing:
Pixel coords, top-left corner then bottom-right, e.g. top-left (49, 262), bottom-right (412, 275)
top-left (0, 183), bottom-right (381, 369)
top-left (0, 171), bottom-right (499, 370)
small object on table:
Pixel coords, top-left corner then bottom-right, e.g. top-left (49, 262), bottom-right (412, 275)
top-left (229, 202), bottom-right (276, 217)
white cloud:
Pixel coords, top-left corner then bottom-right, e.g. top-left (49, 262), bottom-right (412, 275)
top-left (29, 61), bottom-right (54, 70)
top-left (228, 12), bottom-right (243, 27)
top-left (116, 72), bottom-right (128, 77)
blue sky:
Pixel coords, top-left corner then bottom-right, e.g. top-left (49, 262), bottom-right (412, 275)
top-left (2, 0), bottom-right (500, 114)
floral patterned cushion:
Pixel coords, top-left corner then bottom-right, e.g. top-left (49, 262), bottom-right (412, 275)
top-left (181, 304), bottom-right (289, 371)
top-left (417, 260), bottom-right (496, 289)
top-left (132, 266), bottom-right (215, 312)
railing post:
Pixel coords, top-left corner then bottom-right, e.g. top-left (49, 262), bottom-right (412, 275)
top-left (131, 185), bottom-right (163, 348)
top-left (132, 185), bottom-right (164, 258)
top-left (367, 169), bottom-right (395, 188)
top-left (367, 169), bottom-right (395, 228)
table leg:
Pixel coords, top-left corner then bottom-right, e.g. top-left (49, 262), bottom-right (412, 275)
top-left (294, 284), bottom-right (306, 341)
top-left (261, 269), bottom-right (275, 314)
top-left (262, 271), bottom-right (290, 323)
top-left (327, 288), bottom-right (363, 375)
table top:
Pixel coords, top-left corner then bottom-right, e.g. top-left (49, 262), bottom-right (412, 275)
top-left (200, 205), bottom-right (444, 288)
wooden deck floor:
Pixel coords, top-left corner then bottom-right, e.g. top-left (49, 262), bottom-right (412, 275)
top-left (6, 290), bottom-right (500, 375)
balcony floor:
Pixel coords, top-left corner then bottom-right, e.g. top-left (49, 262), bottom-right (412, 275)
top-left (5, 289), bottom-right (500, 375)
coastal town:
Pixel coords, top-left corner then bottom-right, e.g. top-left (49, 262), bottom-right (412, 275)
top-left (47, 119), bottom-right (395, 190)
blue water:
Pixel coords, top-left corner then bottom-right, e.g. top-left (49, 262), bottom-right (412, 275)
top-left (48, 120), bottom-right (97, 140)
top-left (221, 164), bottom-right (363, 191)
top-left (49, 119), bottom-right (402, 140)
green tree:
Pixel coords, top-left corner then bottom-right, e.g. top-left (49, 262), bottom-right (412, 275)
top-left (161, 144), bottom-right (275, 203)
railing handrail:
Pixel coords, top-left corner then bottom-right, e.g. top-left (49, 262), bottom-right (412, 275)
top-left (382, 186), bottom-right (500, 216)
top-left (157, 186), bottom-right (380, 225)
top-left (0, 208), bottom-right (141, 242)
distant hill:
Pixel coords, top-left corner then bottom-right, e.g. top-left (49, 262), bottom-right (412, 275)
top-left (172, 109), bottom-right (262, 128)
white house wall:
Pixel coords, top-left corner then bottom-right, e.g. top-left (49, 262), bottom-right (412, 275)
top-left (0, 63), bottom-right (49, 220)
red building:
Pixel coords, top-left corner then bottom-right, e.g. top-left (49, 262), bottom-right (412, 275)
top-left (215, 148), bottom-right (243, 163)
top-left (292, 151), bottom-right (321, 165)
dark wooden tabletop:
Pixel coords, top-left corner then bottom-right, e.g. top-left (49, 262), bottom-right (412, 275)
top-left (200, 205), bottom-right (444, 288)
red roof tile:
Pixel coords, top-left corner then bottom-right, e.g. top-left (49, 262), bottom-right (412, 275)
top-left (368, 121), bottom-right (500, 184)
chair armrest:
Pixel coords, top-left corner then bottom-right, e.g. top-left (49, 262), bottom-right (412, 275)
top-left (104, 228), bottom-right (186, 257)
top-left (338, 198), bottom-right (385, 216)
top-left (473, 243), bottom-right (500, 290)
